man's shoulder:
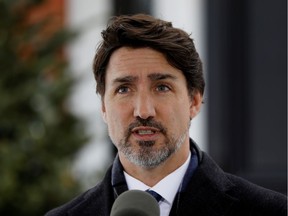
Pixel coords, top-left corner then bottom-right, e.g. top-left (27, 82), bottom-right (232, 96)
top-left (45, 166), bottom-right (114, 216)
top-left (226, 173), bottom-right (287, 211)
top-left (196, 152), bottom-right (287, 215)
top-left (45, 183), bottom-right (105, 216)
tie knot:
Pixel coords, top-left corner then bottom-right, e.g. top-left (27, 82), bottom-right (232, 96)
top-left (146, 190), bottom-right (163, 202)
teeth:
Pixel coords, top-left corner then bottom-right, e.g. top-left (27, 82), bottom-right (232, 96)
top-left (137, 130), bottom-right (154, 135)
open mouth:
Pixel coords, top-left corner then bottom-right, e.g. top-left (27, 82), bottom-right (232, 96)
top-left (132, 127), bottom-right (159, 136)
top-left (137, 129), bottom-right (156, 135)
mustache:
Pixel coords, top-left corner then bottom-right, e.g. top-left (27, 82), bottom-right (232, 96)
top-left (126, 117), bottom-right (166, 135)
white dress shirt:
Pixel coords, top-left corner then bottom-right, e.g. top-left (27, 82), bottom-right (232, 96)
top-left (124, 152), bottom-right (191, 216)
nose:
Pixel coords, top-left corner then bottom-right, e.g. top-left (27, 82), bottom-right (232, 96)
top-left (133, 93), bottom-right (156, 120)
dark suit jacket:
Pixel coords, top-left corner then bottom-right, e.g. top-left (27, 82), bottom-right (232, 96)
top-left (46, 141), bottom-right (287, 216)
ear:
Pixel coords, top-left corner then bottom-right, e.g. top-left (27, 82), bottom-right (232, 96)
top-left (189, 91), bottom-right (203, 119)
top-left (101, 100), bottom-right (107, 123)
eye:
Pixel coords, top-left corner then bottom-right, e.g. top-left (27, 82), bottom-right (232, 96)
top-left (116, 86), bottom-right (130, 94)
top-left (156, 84), bottom-right (171, 92)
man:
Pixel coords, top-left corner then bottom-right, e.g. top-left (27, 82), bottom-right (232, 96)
top-left (46, 14), bottom-right (287, 216)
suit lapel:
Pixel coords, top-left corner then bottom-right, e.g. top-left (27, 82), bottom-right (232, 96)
top-left (170, 148), bottom-right (240, 216)
top-left (67, 166), bottom-right (115, 216)
top-left (172, 184), bottom-right (239, 216)
top-left (68, 156), bottom-right (129, 216)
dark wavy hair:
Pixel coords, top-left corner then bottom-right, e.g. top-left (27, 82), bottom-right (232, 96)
top-left (93, 14), bottom-right (205, 98)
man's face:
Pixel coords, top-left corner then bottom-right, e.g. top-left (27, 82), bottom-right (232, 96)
top-left (102, 47), bottom-right (202, 168)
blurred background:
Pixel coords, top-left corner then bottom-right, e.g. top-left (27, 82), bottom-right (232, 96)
top-left (0, 0), bottom-right (286, 215)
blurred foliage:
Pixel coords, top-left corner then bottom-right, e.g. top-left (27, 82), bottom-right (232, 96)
top-left (0, 0), bottom-right (88, 215)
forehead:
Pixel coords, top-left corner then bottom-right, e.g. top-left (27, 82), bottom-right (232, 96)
top-left (106, 47), bottom-right (183, 81)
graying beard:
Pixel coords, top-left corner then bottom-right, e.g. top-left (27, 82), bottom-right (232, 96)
top-left (124, 144), bottom-right (169, 168)
top-left (119, 128), bottom-right (189, 168)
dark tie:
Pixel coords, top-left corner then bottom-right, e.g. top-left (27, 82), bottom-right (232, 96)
top-left (146, 190), bottom-right (163, 202)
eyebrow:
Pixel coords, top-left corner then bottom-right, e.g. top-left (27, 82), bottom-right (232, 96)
top-left (112, 75), bottom-right (138, 85)
top-left (147, 73), bottom-right (177, 81)
top-left (112, 73), bottom-right (177, 85)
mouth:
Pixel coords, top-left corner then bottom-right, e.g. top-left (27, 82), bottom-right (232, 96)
top-left (131, 127), bottom-right (160, 140)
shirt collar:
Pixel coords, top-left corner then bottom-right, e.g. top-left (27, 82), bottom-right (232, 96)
top-left (124, 152), bottom-right (191, 205)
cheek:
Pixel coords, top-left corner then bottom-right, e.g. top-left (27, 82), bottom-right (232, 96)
top-left (106, 110), bottom-right (122, 130)
top-left (105, 114), bottom-right (123, 145)
top-left (170, 104), bottom-right (191, 127)
top-left (105, 103), bottom-right (131, 135)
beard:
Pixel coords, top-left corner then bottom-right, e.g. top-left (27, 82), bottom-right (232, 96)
top-left (117, 117), bottom-right (190, 168)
